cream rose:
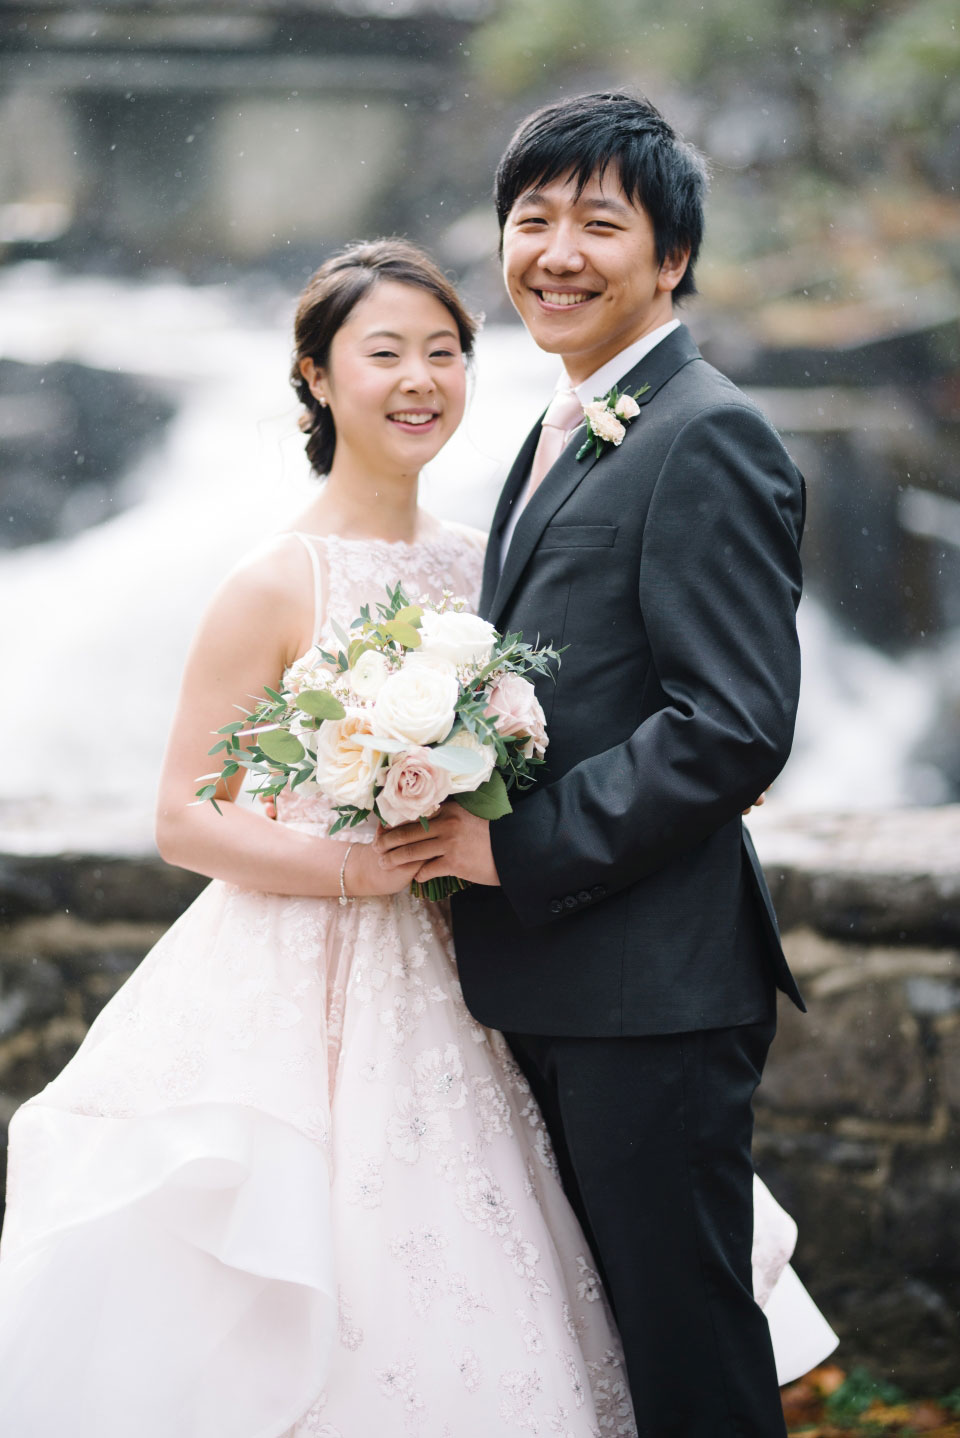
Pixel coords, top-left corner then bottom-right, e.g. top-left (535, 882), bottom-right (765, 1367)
top-left (284, 652), bottom-right (333, 698)
top-left (373, 664), bottom-right (458, 746)
top-left (349, 649), bottom-right (391, 699)
top-left (485, 673), bottom-right (548, 759)
top-left (313, 710), bottom-right (384, 810)
top-left (418, 609), bottom-right (497, 669)
top-left (376, 747), bottom-right (453, 827)
top-left (614, 393), bottom-right (640, 420)
top-left (440, 728), bottom-right (497, 794)
top-left (583, 401), bottom-right (626, 446)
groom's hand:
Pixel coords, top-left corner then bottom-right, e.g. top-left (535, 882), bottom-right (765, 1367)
top-left (374, 803), bottom-right (501, 887)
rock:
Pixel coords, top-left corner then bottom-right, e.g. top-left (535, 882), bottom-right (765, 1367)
top-left (760, 980), bottom-right (931, 1122)
top-left (0, 852), bottom-right (207, 924)
top-left (883, 1145), bottom-right (960, 1274)
top-left (755, 1132), bottom-right (885, 1275)
top-left (820, 1276), bottom-right (960, 1394)
top-left (0, 955), bottom-right (64, 1040)
top-left (937, 1020), bottom-right (960, 1116)
top-left (752, 807), bottom-right (960, 945)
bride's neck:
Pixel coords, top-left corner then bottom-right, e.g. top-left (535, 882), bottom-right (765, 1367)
top-left (303, 459), bottom-right (421, 544)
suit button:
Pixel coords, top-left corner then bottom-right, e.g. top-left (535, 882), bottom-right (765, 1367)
top-left (549, 899), bottom-right (563, 915)
top-left (563, 895), bottom-right (578, 909)
top-left (577, 890), bottom-right (591, 904)
top-left (591, 885), bottom-right (606, 899)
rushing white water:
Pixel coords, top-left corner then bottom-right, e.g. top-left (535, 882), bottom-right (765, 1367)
top-left (0, 264), bottom-right (941, 849)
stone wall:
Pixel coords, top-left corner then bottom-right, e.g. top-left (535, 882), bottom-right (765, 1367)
top-left (1, 807), bottom-right (958, 1392)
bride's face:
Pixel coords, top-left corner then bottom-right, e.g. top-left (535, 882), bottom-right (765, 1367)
top-left (313, 279), bottom-right (467, 476)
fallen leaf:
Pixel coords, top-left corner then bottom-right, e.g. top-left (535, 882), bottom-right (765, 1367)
top-left (811, 1365), bottom-right (849, 1399)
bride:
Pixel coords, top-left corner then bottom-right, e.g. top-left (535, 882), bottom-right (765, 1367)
top-left (0, 239), bottom-right (834, 1436)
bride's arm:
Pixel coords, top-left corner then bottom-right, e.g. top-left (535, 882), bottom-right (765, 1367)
top-left (154, 544), bottom-right (418, 899)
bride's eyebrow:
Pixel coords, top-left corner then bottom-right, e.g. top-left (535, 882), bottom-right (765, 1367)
top-left (362, 328), bottom-right (459, 342)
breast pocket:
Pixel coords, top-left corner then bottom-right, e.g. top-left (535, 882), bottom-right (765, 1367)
top-left (537, 524), bottom-right (619, 549)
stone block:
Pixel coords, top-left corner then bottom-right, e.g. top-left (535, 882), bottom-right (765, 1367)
top-left (0, 1017), bottom-right (88, 1104)
top-left (938, 1020), bottom-right (960, 1115)
top-left (760, 981), bottom-right (931, 1121)
top-left (0, 955), bottom-right (64, 1040)
top-left (820, 1275), bottom-right (960, 1393)
top-left (0, 852), bottom-right (206, 924)
top-left (754, 1132), bottom-right (885, 1275)
top-left (883, 1145), bottom-right (960, 1275)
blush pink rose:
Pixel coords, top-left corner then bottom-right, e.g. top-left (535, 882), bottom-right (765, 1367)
top-left (376, 747), bottom-right (453, 828)
top-left (485, 673), bottom-right (548, 759)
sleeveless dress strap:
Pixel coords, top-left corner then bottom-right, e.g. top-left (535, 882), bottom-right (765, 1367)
top-left (291, 532), bottom-right (325, 648)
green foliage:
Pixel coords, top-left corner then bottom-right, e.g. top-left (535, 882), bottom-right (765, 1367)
top-left (825, 1368), bottom-right (906, 1422)
top-left (471, 0), bottom-right (786, 95)
top-left (295, 689), bottom-right (346, 720)
top-left (256, 728), bottom-right (306, 765)
top-left (454, 770), bottom-right (513, 820)
top-left (840, 0), bottom-right (960, 127)
top-left (470, 0), bottom-right (960, 177)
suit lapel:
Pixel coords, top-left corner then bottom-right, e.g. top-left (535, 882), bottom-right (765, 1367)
top-left (487, 324), bottom-right (702, 628)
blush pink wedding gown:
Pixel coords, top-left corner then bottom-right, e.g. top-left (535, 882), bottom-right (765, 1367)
top-left (0, 519), bottom-right (835, 1436)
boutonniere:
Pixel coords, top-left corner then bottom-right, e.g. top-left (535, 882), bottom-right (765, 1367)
top-left (576, 383), bottom-right (651, 461)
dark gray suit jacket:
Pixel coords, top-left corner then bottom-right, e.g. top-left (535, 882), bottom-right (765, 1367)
top-left (451, 323), bottom-right (806, 1036)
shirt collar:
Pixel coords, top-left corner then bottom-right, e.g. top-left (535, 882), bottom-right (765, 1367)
top-left (561, 318), bottom-right (682, 407)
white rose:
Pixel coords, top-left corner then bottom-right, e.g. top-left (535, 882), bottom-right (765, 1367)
top-left (313, 709), bottom-right (384, 810)
top-left (373, 664), bottom-right (458, 746)
top-left (405, 649), bottom-right (461, 677)
top-left (418, 609), bottom-right (497, 669)
top-left (614, 393), bottom-right (640, 420)
top-left (440, 728), bottom-right (497, 794)
top-left (349, 649), bottom-right (391, 699)
top-left (583, 401), bottom-right (626, 446)
top-left (284, 652), bottom-right (333, 698)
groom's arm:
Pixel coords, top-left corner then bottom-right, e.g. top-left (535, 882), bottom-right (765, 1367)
top-left (489, 401), bottom-right (803, 927)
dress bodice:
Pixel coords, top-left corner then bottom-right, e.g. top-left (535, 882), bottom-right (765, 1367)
top-left (275, 519), bottom-right (486, 838)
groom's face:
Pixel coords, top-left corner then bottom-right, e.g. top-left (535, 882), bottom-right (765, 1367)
top-left (501, 167), bottom-right (688, 384)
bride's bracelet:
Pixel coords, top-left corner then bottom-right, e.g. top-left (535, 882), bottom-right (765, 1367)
top-left (338, 843), bottom-right (356, 906)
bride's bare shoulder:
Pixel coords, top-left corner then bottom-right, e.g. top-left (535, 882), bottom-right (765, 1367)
top-left (212, 532), bottom-right (313, 612)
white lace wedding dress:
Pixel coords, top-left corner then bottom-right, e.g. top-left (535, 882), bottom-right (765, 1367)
top-left (0, 518), bottom-right (834, 1437)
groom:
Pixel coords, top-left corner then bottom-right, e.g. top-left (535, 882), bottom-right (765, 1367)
top-left (378, 92), bottom-right (805, 1435)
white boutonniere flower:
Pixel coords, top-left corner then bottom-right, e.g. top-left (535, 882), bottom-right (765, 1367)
top-left (577, 382), bottom-right (651, 461)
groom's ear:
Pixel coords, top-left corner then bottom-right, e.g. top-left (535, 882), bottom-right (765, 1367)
top-left (658, 247), bottom-right (691, 295)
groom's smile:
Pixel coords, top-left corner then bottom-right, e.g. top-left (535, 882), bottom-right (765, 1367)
top-left (502, 169), bottom-right (689, 384)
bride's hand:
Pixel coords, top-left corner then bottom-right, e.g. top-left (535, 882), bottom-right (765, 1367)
top-left (346, 839), bottom-right (423, 898)
top-left (742, 788), bottom-right (769, 815)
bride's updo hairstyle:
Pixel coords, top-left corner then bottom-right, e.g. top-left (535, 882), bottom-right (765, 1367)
top-left (291, 238), bottom-right (478, 476)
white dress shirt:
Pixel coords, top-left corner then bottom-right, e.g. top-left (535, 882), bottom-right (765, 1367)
top-left (499, 318), bottom-right (681, 568)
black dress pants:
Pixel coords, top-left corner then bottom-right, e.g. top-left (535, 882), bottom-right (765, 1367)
top-left (504, 1021), bottom-right (786, 1438)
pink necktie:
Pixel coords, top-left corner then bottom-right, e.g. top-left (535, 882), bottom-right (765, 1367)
top-left (528, 387), bottom-right (584, 493)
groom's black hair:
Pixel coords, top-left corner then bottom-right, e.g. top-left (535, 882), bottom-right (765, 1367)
top-left (494, 91), bottom-right (708, 301)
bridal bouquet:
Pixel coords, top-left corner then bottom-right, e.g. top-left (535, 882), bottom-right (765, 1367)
top-left (196, 584), bottom-right (559, 899)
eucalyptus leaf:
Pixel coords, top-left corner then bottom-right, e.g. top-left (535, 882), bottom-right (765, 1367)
top-left (348, 638), bottom-right (373, 668)
top-left (296, 689), bottom-right (346, 720)
top-left (431, 742), bottom-right (486, 775)
top-left (258, 729), bottom-right (306, 764)
top-left (384, 620), bottom-right (421, 649)
top-left (393, 605), bottom-right (423, 628)
top-left (353, 733), bottom-right (406, 753)
top-left (453, 770), bottom-right (513, 820)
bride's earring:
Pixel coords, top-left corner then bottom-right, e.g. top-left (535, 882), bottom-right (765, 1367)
top-left (318, 396), bottom-right (328, 408)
